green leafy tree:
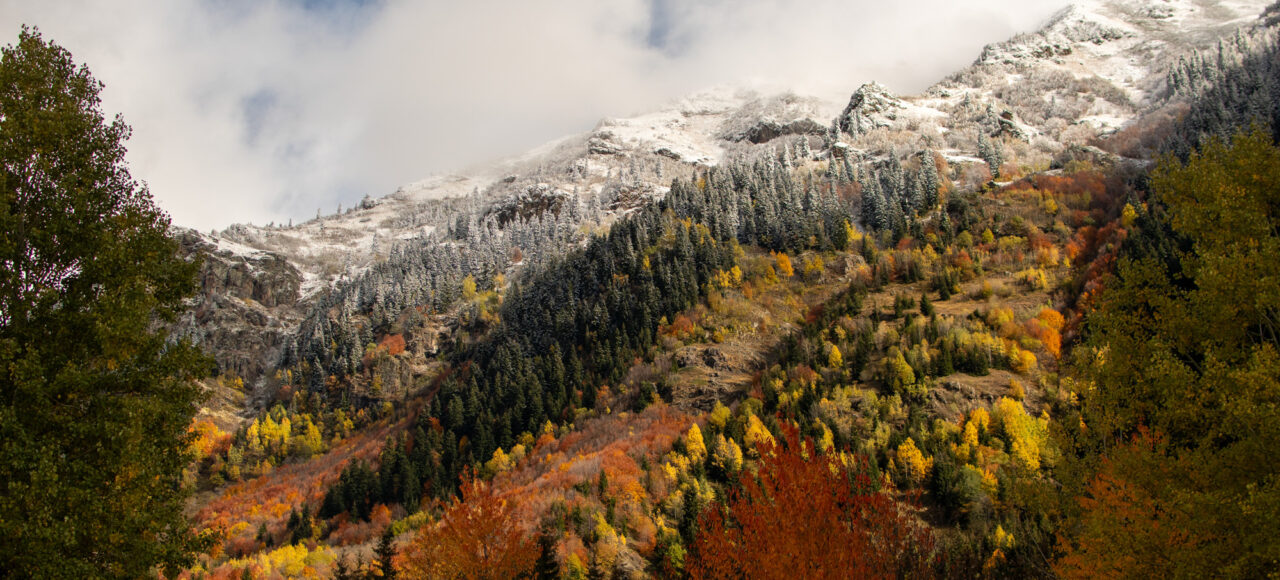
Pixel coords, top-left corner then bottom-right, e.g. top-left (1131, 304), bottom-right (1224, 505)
top-left (0, 28), bottom-right (209, 578)
top-left (1057, 130), bottom-right (1280, 578)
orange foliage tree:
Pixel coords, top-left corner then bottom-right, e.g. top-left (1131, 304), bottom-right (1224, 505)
top-left (1054, 430), bottom-right (1191, 579)
top-left (379, 334), bottom-right (407, 356)
top-left (398, 474), bottom-right (537, 579)
top-left (688, 426), bottom-right (937, 579)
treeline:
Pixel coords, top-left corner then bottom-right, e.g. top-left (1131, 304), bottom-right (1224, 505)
top-left (280, 202), bottom-right (584, 389)
top-left (1165, 25), bottom-right (1280, 158)
top-left (319, 158), bottom-right (864, 516)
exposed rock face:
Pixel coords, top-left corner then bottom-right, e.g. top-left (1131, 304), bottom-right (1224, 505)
top-left (174, 231), bottom-right (304, 387)
top-left (654, 146), bottom-right (683, 160)
top-left (407, 314), bottom-right (452, 359)
top-left (731, 118), bottom-right (827, 144)
top-left (976, 4), bottom-right (1132, 69)
top-left (838, 82), bottom-right (905, 136)
top-left (995, 109), bottom-right (1029, 141)
top-left (587, 129), bottom-right (624, 155)
top-left (702, 347), bottom-right (729, 369)
top-left (488, 183), bottom-right (573, 226)
top-left (603, 181), bottom-right (664, 211)
top-left (718, 92), bottom-right (832, 144)
top-left (671, 343), bottom-right (764, 411)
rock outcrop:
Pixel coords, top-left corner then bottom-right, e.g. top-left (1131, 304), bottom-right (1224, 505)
top-left (173, 231), bottom-right (305, 388)
top-left (838, 82), bottom-right (905, 136)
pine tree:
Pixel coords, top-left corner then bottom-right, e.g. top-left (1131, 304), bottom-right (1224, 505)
top-left (375, 527), bottom-right (398, 580)
top-left (0, 28), bottom-right (210, 579)
top-left (534, 530), bottom-right (560, 580)
top-left (977, 133), bottom-right (1003, 178)
top-left (920, 150), bottom-right (940, 208)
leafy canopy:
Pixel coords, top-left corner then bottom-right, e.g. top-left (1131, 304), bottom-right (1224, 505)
top-left (0, 27), bottom-right (208, 579)
top-left (1057, 130), bottom-right (1280, 578)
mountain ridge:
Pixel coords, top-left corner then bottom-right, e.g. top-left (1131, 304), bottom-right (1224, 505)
top-left (178, 0), bottom-right (1274, 399)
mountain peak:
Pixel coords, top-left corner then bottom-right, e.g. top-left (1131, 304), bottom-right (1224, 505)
top-left (968, 0), bottom-right (1272, 106)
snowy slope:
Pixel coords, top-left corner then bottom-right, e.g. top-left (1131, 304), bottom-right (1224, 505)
top-left (201, 87), bottom-right (841, 299)
top-left (194, 0), bottom-right (1274, 304)
top-left (954, 0), bottom-right (1273, 130)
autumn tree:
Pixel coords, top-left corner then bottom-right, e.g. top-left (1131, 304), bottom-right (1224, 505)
top-left (774, 252), bottom-right (794, 278)
top-left (685, 423), bottom-right (707, 464)
top-left (688, 425), bottom-right (936, 579)
top-left (827, 344), bottom-right (843, 368)
top-left (398, 475), bottom-right (538, 579)
top-left (0, 28), bottom-right (209, 579)
top-left (895, 437), bottom-right (931, 487)
top-left (1057, 131), bottom-right (1280, 577)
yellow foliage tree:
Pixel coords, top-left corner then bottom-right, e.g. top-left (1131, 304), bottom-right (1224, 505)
top-left (969, 408), bottom-right (990, 434)
top-left (462, 275), bottom-right (477, 301)
top-left (775, 252), bottom-right (794, 278)
top-left (1011, 348), bottom-right (1038, 375)
top-left (844, 220), bottom-right (862, 244)
top-left (896, 437), bottom-right (931, 486)
top-left (246, 420), bottom-right (264, 456)
top-left (828, 344), bottom-right (843, 368)
top-left (686, 424), bottom-right (707, 464)
top-left (709, 401), bottom-right (731, 431)
top-left (1009, 378), bottom-right (1025, 401)
top-left (1120, 203), bottom-right (1137, 228)
top-left (885, 348), bottom-right (916, 394)
top-left (484, 447), bottom-right (514, 477)
top-left (744, 414), bottom-right (776, 457)
top-left (711, 434), bottom-right (744, 475)
top-left (803, 255), bottom-right (825, 280)
top-left (818, 424), bottom-right (835, 453)
top-left (992, 397), bottom-right (1047, 471)
top-left (959, 421), bottom-right (979, 462)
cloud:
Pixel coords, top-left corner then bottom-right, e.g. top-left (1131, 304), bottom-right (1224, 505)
top-left (0, 0), bottom-right (1065, 231)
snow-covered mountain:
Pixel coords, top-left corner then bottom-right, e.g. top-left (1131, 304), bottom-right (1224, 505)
top-left (177, 0), bottom-right (1277, 395)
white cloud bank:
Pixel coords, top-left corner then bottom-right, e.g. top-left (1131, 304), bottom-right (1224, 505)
top-left (0, 0), bottom-right (1066, 230)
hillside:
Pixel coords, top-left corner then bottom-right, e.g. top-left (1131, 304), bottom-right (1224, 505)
top-left (176, 0), bottom-right (1268, 400)
top-left (171, 1), bottom-right (1280, 578)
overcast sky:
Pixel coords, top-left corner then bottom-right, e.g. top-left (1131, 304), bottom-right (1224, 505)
top-left (0, 0), bottom-right (1066, 231)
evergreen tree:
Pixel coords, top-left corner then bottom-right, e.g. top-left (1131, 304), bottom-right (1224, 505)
top-left (977, 133), bottom-right (1003, 178)
top-left (534, 529), bottom-right (560, 580)
top-left (920, 150), bottom-right (940, 208)
top-left (842, 155), bottom-right (856, 186)
top-left (0, 28), bottom-right (210, 579)
top-left (375, 527), bottom-right (398, 580)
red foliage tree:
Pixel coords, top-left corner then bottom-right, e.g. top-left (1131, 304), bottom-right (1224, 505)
top-left (398, 473), bottom-right (537, 579)
top-left (379, 334), bottom-right (407, 356)
top-left (688, 426), bottom-right (937, 579)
